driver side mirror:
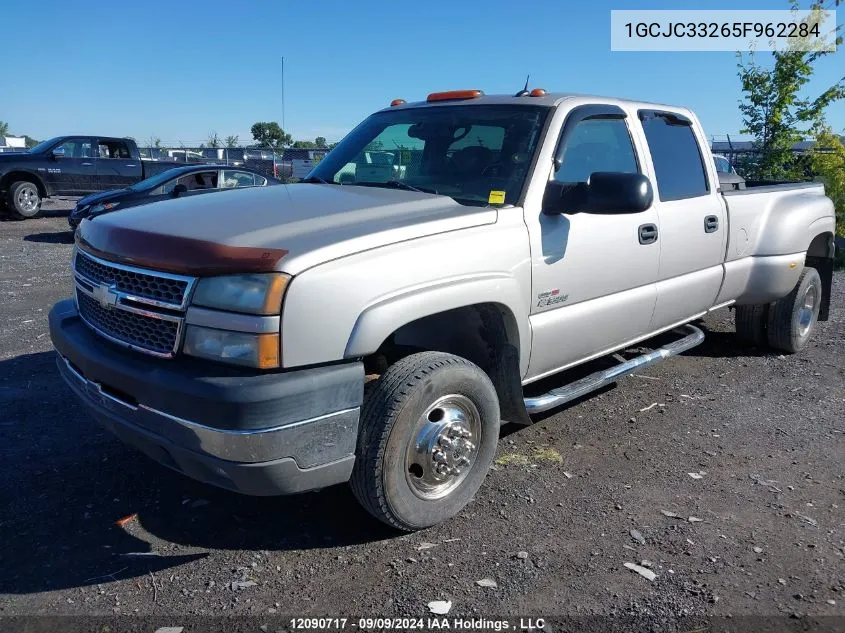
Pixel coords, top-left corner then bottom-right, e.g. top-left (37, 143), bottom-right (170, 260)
top-left (51, 147), bottom-right (66, 159)
top-left (172, 184), bottom-right (188, 198)
top-left (542, 172), bottom-right (653, 216)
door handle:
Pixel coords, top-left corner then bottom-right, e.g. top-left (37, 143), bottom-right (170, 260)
top-left (638, 223), bottom-right (658, 245)
top-left (81, 162), bottom-right (94, 166)
top-left (704, 215), bottom-right (719, 233)
top-left (124, 164), bottom-right (137, 168)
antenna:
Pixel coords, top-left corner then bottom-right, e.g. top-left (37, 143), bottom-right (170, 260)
top-left (514, 74), bottom-right (530, 97)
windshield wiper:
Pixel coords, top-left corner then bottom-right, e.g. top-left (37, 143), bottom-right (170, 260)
top-left (355, 180), bottom-right (438, 195)
top-left (300, 175), bottom-right (335, 184)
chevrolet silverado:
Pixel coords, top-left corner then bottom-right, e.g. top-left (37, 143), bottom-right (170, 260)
top-left (49, 89), bottom-right (836, 530)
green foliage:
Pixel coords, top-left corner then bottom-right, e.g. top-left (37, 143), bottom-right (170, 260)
top-left (225, 135), bottom-right (239, 148)
top-left (292, 140), bottom-right (317, 149)
top-left (207, 131), bottom-right (221, 148)
top-left (315, 136), bottom-right (327, 148)
top-left (0, 120), bottom-right (8, 137)
top-left (737, 1), bottom-right (844, 181)
top-left (250, 122), bottom-right (292, 149)
top-left (146, 135), bottom-right (162, 148)
top-left (810, 127), bottom-right (845, 236)
top-left (23, 135), bottom-right (38, 148)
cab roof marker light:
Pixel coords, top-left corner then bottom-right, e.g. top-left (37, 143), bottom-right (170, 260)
top-left (529, 88), bottom-right (547, 97)
top-left (426, 90), bottom-right (484, 102)
top-left (390, 99), bottom-right (406, 106)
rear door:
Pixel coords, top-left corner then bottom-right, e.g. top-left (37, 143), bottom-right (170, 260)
top-left (636, 110), bottom-right (727, 329)
top-left (96, 139), bottom-right (142, 190)
top-left (42, 137), bottom-right (97, 195)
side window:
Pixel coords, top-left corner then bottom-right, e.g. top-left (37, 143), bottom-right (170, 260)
top-left (55, 139), bottom-right (93, 158)
top-left (98, 140), bottom-right (131, 159)
top-left (555, 118), bottom-right (638, 183)
top-left (221, 170), bottom-right (256, 188)
top-left (640, 112), bottom-right (709, 201)
top-left (255, 175), bottom-right (268, 186)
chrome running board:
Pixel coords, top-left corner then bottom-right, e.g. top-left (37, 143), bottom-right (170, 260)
top-left (523, 324), bottom-right (705, 415)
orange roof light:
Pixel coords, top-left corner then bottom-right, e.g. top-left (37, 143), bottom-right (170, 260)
top-left (426, 89), bottom-right (484, 102)
top-left (390, 98), bottom-right (406, 106)
top-left (529, 88), bottom-right (547, 97)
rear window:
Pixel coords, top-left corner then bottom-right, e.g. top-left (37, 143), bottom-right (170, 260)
top-left (640, 111), bottom-right (709, 201)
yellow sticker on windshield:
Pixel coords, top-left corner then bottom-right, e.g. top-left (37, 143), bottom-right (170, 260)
top-left (488, 190), bottom-right (506, 205)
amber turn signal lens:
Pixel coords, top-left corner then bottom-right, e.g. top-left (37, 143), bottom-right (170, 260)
top-left (390, 99), bottom-right (406, 106)
top-left (529, 88), bottom-right (547, 97)
top-left (257, 333), bottom-right (281, 369)
top-left (426, 89), bottom-right (484, 102)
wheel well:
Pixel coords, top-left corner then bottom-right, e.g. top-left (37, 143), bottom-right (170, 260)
top-left (806, 232), bottom-right (834, 321)
top-left (1, 171), bottom-right (46, 198)
top-left (363, 303), bottom-right (530, 425)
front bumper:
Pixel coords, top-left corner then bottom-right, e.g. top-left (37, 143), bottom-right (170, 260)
top-left (49, 299), bottom-right (364, 495)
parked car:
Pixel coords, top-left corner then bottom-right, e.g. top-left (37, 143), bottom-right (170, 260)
top-left (0, 136), bottom-right (184, 218)
top-left (49, 89), bottom-right (836, 531)
top-left (68, 164), bottom-right (280, 228)
top-left (713, 154), bottom-right (746, 190)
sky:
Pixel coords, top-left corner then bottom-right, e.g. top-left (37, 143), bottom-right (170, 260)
top-left (1, 0), bottom-right (843, 146)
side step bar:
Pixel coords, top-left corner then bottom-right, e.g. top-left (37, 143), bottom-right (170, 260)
top-left (523, 324), bottom-right (705, 415)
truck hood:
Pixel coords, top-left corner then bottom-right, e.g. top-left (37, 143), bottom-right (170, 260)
top-left (77, 183), bottom-right (497, 275)
top-left (0, 152), bottom-right (39, 166)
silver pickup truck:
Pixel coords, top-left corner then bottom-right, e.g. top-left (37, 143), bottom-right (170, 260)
top-left (49, 89), bottom-right (836, 531)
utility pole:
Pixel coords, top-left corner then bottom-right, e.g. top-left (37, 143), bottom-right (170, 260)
top-left (281, 56), bottom-right (286, 133)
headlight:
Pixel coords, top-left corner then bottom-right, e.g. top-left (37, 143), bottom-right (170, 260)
top-left (183, 325), bottom-right (280, 368)
top-left (192, 273), bottom-right (289, 315)
top-left (90, 201), bottom-right (120, 214)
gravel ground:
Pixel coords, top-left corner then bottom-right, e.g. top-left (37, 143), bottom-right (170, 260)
top-left (1, 208), bottom-right (843, 631)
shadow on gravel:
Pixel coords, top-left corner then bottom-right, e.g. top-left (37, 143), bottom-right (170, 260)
top-left (23, 231), bottom-right (75, 245)
top-left (680, 323), bottom-right (770, 359)
top-left (0, 352), bottom-right (397, 595)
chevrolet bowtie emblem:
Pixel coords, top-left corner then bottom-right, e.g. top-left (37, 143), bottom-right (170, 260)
top-left (92, 282), bottom-right (119, 309)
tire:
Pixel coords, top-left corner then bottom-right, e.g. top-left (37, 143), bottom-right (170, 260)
top-left (8, 181), bottom-right (42, 219)
top-left (766, 266), bottom-right (822, 354)
top-left (350, 351), bottom-right (500, 531)
top-left (734, 304), bottom-right (768, 347)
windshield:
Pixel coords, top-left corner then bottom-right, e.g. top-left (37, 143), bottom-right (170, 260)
top-left (310, 104), bottom-right (549, 206)
top-left (28, 137), bottom-right (62, 153)
top-left (128, 168), bottom-right (195, 192)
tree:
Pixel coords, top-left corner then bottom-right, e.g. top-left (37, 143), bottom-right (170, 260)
top-left (315, 136), bottom-right (327, 148)
top-left (250, 122), bottom-right (291, 149)
top-left (292, 140), bottom-right (317, 149)
top-left (810, 127), bottom-right (845, 236)
top-left (225, 135), bottom-right (239, 147)
top-left (146, 135), bottom-right (161, 148)
top-left (207, 131), bottom-right (221, 148)
top-left (737, 1), bottom-right (844, 180)
top-left (0, 121), bottom-right (8, 138)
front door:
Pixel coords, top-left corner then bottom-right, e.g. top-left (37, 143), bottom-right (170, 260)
top-left (42, 137), bottom-right (97, 195)
top-left (637, 110), bottom-right (727, 330)
top-left (524, 104), bottom-right (661, 383)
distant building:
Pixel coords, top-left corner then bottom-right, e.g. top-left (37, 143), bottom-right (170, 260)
top-left (0, 135), bottom-right (27, 151)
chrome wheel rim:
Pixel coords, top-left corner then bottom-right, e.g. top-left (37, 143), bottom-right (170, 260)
top-left (405, 394), bottom-right (481, 500)
top-left (16, 184), bottom-right (39, 214)
top-left (797, 283), bottom-right (818, 337)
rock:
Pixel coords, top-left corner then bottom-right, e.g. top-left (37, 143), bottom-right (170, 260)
top-left (427, 600), bottom-right (452, 615)
top-left (827, 600), bottom-right (836, 606)
top-left (688, 472), bottom-right (705, 480)
top-left (624, 562), bottom-right (658, 582)
top-left (779, 578), bottom-right (787, 585)
top-left (154, 628), bottom-right (184, 633)
top-left (688, 516), bottom-right (703, 523)
top-left (630, 529), bottom-right (646, 545)
top-left (640, 560), bottom-right (654, 568)
top-left (476, 578), bottom-right (498, 588)
top-left (661, 510), bottom-right (680, 518)
top-left (230, 581), bottom-right (257, 590)
top-left (516, 551), bottom-right (529, 560)
top-left (753, 546), bottom-right (763, 554)
top-left (416, 542), bottom-right (437, 551)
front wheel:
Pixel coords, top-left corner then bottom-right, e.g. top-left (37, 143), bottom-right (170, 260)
top-left (766, 266), bottom-right (822, 353)
top-left (8, 181), bottom-right (42, 219)
top-left (350, 352), bottom-right (500, 531)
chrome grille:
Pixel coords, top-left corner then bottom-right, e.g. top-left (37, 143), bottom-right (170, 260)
top-left (74, 250), bottom-right (190, 308)
top-left (72, 249), bottom-right (196, 358)
top-left (76, 292), bottom-right (179, 355)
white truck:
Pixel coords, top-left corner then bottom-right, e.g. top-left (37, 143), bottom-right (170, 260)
top-left (49, 89), bottom-right (836, 531)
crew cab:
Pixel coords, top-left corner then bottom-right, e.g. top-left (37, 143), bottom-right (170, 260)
top-left (0, 136), bottom-right (182, 218)
top-left (49, 90), bottom-right (836, 531)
